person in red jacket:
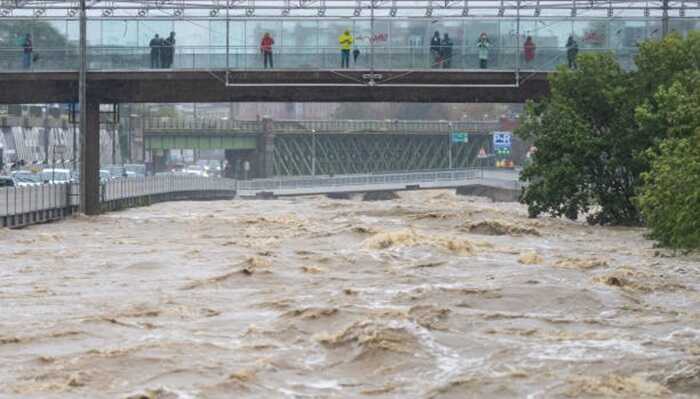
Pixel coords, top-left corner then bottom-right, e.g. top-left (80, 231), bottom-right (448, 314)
top-left (523, 36), bottom-right (536, 65)
top-left (260, 32), bottom-right (274, 69)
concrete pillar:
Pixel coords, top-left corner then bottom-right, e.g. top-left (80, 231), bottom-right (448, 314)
top-left (256, 117), bottom-right (275, 178)
top-left (80, 101), bottom-right (100, 215)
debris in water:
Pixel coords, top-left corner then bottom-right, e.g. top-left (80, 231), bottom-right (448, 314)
top-left (283, 307), bottom-right (339, 320)
top-left (350, 225), bottom-right (377, 234)
top-left (593, 267), bottom-right (686, 292)
top-left (301, 265), bottom-right (325, 273)
top-left (518, 251), bottom-right (544, 265)
top-left (228, 369), bottom-right (257, 382)
top-left (465, 220), bottom-right (541, 236)
top-left (554, 257), bottom-right (608, 270)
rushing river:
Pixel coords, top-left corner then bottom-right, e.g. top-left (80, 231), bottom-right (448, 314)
top-left (1, 191), bottom-right (699, 398)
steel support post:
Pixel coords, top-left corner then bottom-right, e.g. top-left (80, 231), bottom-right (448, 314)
top-left (79, 0), bottom-right (102, 215)
top-left (80, 101), bottom-right (100, 215)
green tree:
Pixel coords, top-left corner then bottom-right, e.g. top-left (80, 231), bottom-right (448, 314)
top-left (638, 132), bottom-right (700, 250)
top-left (637, 72), bottom-right (700, 250)
top-left (519, 32), bottom-right (700, 225)
top-left (518, 53), bottom-right (642, 224)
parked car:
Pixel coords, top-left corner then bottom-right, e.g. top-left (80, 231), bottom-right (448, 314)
top-left (124, 163), bottom-right (146, 177)
top-left (72, 169), bottom-right (113, 183)
top-left (10, 170), bottom-right (42, 186)
top-left (0, 176), bottom-right (16, 187)
top-left (39, 168), bottom-right (72, 183)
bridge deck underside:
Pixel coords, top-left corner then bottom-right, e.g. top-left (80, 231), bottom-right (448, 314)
top-left (0, 70), bottom-right (549, 104)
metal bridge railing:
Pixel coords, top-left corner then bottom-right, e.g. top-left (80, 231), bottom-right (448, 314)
top-left (142, 118), bottom-right (503, 134)
top-left (0, 175), bottom-right (237, 217)
top-left (0, 45), bottom-right (641, 72)
top-left (236, 168), bottom-right (483, 192)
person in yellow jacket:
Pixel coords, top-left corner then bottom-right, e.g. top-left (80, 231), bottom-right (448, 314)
top-left (339, 30), bottom-right (353, 68)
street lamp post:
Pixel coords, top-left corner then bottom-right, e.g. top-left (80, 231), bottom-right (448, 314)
top-left (311, 129), bottom-right (316, 176)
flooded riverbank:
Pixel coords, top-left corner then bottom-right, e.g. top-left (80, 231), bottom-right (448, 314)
top-left (1, 191), bottom-right (699, 398)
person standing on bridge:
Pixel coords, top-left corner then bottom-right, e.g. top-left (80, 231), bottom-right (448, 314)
top-left (524, 35), bottom-right (536, 65)
top-left (566, 35), bottom-right (579, 69)
top-left (149, 34), bottom-right (162, 69)
top-left (162, 31), bottom-right (176, 69)
top-left (430, 31), bottom-right (441, 68)
top-left (22, 33), bottom-right (33, 70)
top-left (441, 33), bottom-right (453, 69)
top-left (339, 30), bottom-right (353, 69)
top-left (260, 32), bottom-right (274, 69)
top-left (477, 33), bottom-right (490, 69)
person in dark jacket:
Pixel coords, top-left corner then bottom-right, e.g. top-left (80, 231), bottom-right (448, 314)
top-left (22, 34), bottom-right (32, 69)
top-left (430, 31), bottom-right (441, 68)
top-left (441, 33), bottom-right (453, 68)
top-left (162, 32), bottom-right (176, 68)
top-left (566, 35), bottom-right (579, 69)
top-left (149, 34), bottom-right (162, 68)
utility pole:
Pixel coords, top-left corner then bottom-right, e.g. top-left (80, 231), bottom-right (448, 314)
top-left (78, 0), bottom-right (88, 213)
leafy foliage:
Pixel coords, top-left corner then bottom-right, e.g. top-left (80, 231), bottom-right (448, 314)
top-left (637, 73), bottom-right (700, 250)
top-left (638, 132), bottom-right (700, 250)
top-left (519, 53), bottom-right (642, 224)
top-left (519, 32), bottom-right (700, 226)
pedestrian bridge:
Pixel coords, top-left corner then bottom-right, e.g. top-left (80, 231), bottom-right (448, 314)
top-left (1, 1), bottom-right (697, 105)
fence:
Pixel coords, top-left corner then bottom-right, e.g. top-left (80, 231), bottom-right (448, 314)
top-left (236, 168), bottom-right (484, 194)
top-left (0, 175), bottom-right (237, 226)
top-left (0, 44), bottom-right (641, 72)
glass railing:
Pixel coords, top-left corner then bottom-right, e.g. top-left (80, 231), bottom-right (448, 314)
top-left (0, 45), bottom-right (640, 72)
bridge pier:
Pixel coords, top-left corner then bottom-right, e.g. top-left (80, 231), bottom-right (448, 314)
top-left (79, 101), bottom-right (101, 215)
top-left (256, 117), bottom-right (275, 179)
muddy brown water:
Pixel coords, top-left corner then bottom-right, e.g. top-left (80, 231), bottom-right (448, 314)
top-left (1, 191), bottom-right (699, 398)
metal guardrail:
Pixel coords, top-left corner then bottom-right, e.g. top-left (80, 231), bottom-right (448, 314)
top-left (0, 183), bottom-right (69, 217)
top-left (237, 168), bottom-right (484, 192)
top-left (100, 175), bottom-right (236, 202)
top-left (143, 118), bottom-right (502, 135)
top-left (0, 175), bottom-right (237, 218)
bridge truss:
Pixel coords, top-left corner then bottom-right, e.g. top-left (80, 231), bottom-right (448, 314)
top-left (272, 132), bottom-right (498, 176)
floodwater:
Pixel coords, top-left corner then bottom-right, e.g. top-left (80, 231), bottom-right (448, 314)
top-left (1, 191), bottom-right (699, 399)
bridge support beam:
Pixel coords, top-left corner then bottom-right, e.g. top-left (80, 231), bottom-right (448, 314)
top-left (79, 101), bottom-right (100, 215)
